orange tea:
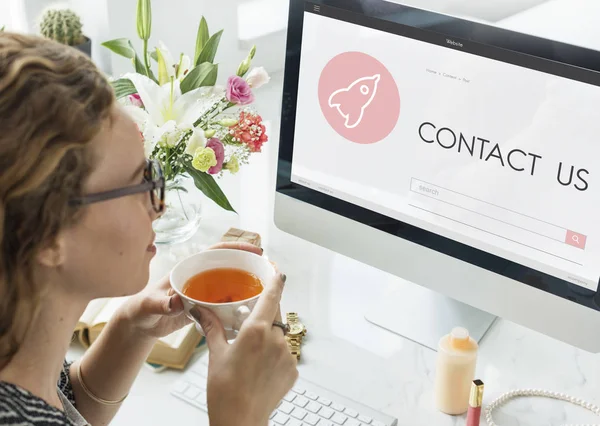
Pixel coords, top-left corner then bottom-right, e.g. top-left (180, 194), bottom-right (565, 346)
top-left (182, 267), bottom-right (263, 303)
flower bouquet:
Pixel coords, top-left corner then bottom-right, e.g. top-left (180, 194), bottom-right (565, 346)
top-left (102, 0), bottom-right (269, 242)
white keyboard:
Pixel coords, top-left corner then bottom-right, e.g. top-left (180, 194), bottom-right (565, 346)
top-left (171, 353), bottom-right (398, 426)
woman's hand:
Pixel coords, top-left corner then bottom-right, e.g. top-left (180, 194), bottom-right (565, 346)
top-left (117, 242), bottom-right (264, 340)
top-left (191, 273), bottom-right (298, 426)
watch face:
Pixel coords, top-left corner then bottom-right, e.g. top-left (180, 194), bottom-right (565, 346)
top-left (288, 323), bottom-right (305, 335)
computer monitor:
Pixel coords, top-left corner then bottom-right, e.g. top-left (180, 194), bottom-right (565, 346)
top-left (274, 0), bottom-right (600, 353)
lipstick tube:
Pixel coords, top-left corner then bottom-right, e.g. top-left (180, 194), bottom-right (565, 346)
top-left (466, 379), bottom-right (484, 426)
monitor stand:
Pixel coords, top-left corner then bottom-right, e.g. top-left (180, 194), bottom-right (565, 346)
top-left (364, 279), bottom-right (497, 351)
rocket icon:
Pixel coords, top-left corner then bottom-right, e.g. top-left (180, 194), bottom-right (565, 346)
top-left (327, 74), bottom-right (381, 129)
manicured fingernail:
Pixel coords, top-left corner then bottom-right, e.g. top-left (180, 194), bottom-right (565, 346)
top-left (280, 273), bottom-right (287, 283)
top-left (168, 296), bottom-right (173, 311)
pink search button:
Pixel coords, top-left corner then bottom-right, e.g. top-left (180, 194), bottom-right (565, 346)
top-left (566, 230), bottom-right (587, 249)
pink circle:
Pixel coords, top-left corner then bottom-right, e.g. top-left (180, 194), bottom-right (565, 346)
top-left (318, 52), bottom-right (400, 145)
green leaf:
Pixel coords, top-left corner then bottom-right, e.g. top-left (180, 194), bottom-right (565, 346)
top-left (102, 38), bottom-right (135, 58)
top-left (133, 54), bottom-right (147, 75)
top-left (111, 78), bottom-right (137, 100)
top-left (0, 26), bottom-right (5, 32)
top-left (103, 38), bottom-right (156, 82)
top-left (180, 63), bottom-right (218, 93)
top-left (150, 51), bottom-right (158, 61)
top-left (195, 29), bottom-right (223, 66)
top-left (194, 17), bottom-right (210, 65)
top-left (183, 160), bottom-right (236, 212)
top-left (134, 53), bottom-right (157, 82)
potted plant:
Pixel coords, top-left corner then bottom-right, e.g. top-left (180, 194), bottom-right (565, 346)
top-left (39, 8), bottom-right (91, 57)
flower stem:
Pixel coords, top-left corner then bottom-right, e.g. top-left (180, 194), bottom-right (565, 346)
top-left (168, 78), bottom-right (175, 119)
top-left (176, 188), bottom-right (190, 221)
top-left (194, 98), bottom-right (230, 127)
top-left (143, 39), bottom-right (151, 76)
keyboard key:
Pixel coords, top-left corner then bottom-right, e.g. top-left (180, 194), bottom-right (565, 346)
top-left (291, 407), bottom-right (307, 420)
top-left (306, 401), bottom-right (321, 413)
top-left (358, 415), bottom-right (373, 424)
top-left (344, 408), bottom-right (358, 418)
top-left (292, 386), bottom-right (306, 395)
top-left (273, 412), bottom-right (290, 425)
top-left (306, 391), bottom-right (319, 400)
top-left (172, 381), bottom-right (188, 394)
top-left (283, 393), bottom-right (297, 403)
top-left (318, 397), bottom-right (332, 406)
top-left (318, 407), bottom-right (334, 419)
top-left (304, 414), bottom-right (320, 425)
top-left (279, 402), bottom-right (294, 414)
top-left (183, 385), bottom-right (201, 399)
top-left (332, 413), bottom-right (348, 425)
top-left (170, 370), bottom-right (397, 426)
top-left (294, 396), bottom-right (309, 408)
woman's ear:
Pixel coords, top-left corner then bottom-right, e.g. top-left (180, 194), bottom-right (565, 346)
top-left (36, 235), bottom-right (66, 268)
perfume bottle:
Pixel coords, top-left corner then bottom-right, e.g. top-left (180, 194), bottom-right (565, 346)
top-left (434, 327), bottom-right (479, 415)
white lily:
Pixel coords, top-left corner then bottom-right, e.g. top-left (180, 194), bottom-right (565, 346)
top-left (155, 41), bottom-right (176, 85)
top-left (122, 72), bottom-right (222, 155)
top-left (176, 54), bottom-right (192, 80)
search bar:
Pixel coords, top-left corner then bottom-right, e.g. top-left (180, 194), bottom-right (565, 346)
top-left (410, 178), bottom-right (587, 251)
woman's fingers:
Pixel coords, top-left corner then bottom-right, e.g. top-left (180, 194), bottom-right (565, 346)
top-left (249, 273), bottom-right (286, 323)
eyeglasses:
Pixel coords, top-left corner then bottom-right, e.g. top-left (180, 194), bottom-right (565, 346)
top-left (69, 159), bottom-right (165, 214)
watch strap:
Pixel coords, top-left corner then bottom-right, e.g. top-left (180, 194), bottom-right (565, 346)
top-left (285, 313), bottom-right (303, 360)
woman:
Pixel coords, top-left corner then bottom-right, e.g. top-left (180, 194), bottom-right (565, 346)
top-left (0, 32), bottom-right (298, 425)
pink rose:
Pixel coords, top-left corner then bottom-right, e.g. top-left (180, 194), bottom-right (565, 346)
top-left (226, 76), bottom-right (254, 105)
top-left (128, 93), bottom-right (144, 108)
top-left (206, 138), bottom-right (225, 174)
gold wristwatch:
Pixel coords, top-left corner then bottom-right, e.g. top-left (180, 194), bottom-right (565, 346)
top-left (285, 312), bottom-right (307, 360)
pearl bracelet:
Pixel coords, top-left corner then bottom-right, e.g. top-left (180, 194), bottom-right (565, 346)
top-left (76, 362), bottom-right (128, 406)
top-left (485, 388), bottom-right (600, 426)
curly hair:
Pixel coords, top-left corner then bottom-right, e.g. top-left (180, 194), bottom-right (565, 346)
top-left (0, 32), bottom-right (114, 366)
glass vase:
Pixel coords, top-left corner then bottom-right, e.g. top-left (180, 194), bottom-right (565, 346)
top-left (153, 177), bottom-right (202, 245)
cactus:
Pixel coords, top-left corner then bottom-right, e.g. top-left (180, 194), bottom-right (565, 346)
top-left (39, 9), bottom-right (85, 46)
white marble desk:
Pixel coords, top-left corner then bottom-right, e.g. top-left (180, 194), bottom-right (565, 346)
top-left (68, 206), bottom-right (600, 426)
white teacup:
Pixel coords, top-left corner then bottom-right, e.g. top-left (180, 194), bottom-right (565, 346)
top-left (170, 249), bottom-right (276, 340)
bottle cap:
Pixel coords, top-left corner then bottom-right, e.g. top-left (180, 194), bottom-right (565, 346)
top-left (449, 327), bottom-right (475, 350)
top-left (451, 327), bottom-right (469, 341)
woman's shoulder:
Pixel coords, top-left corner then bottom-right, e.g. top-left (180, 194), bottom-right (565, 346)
top-left (0, 361), bottom-right (76, 426)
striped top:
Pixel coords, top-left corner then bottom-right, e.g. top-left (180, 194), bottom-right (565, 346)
top-left (0, 361), bottom-right (81, 425)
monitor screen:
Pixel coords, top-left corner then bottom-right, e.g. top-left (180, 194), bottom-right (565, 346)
top-left (277, 0), bottom-right (600, 309)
